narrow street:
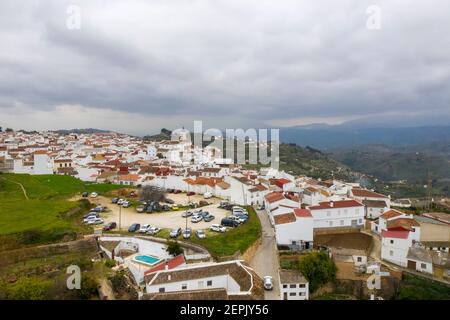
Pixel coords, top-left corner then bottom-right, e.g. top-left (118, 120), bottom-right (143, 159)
top-left (250, 208), bottom-right (280, 300)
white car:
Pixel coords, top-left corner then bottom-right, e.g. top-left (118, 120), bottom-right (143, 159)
top-left (87, 218), bottom-right (103, 225)
top-left (191, 215), bottom-right (203, 223)
top-left (147, 227), bottom-right (161, 235)
top-left (210, 224), bottom-right (226, 233)
top-left (228, 215), bottom-right (244, 224)
top-left (90, 192), bottom-right (98, 198)
top-left (138, 224), bottom-right (152, 233)
top-left (196, 229), bottom-right (206, 239)
top-left (122, 201), bottom-right (131, 208)
top-left (263, 276), bottom-right (273, 290)
top-left (203, 192), bottom-right (212, 199)
top-left (83, 215), bottom-right (98, 223)
top-left (117, 198), bottom-right (124, 205)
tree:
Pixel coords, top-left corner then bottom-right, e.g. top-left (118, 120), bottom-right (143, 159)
top-left (140, 185), bottom-right (166, 203)
top-left (166, 240), bottom-right (183, 256)
top-left (298, 251), bottom-right (337, 293)
top-left (156, 153), bottom-right (164, 159)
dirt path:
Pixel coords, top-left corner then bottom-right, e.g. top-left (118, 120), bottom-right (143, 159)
top-left (0, 177), bottom-right (29, 200)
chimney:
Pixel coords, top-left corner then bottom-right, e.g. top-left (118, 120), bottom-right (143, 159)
top-left (330, 201), bottom-right (334, 208)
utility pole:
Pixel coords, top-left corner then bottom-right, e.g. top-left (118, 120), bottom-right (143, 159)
top-left (119, 204), bottom-right (122, 232)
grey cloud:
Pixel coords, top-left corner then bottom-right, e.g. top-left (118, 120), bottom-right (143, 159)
top-left (0, 0), bottom-right (450, 133)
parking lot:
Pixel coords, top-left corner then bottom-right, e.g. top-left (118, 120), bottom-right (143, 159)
top-left (91, 195), bottom-right (231, 231)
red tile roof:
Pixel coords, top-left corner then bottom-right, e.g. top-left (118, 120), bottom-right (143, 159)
top-left (351, 188), bottom-right (387, 199)
top-left (294, 208), bottom-right (312, 218)
top-left (265, 192), bottom-right (285, 204)
top-left (144, 254), bottom-right (185, 277)
top-left (381, 230), bottom-right (409, 239)
top-left (309, 200), bottom-right (363, 210)
top-left (273, 213), bottom-right (296, 225)
top-left (380, 209), bottom-right (404, 220)
top-left (275, 178), bottom-right (291, 188)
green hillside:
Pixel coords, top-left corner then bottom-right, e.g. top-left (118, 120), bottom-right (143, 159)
top-left (0, 173), bottom-right (122, 248)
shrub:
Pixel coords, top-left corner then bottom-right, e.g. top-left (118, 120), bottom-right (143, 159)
top-left (77, 275), bottom-right (98, 300)
top-left (104, 259), bottom-right (116, 268)
top-left (4, 277), bottom-right (51, 300)
top-left (298, 251), bottom-right (337, 293)
top-left (166, 240), bottom-right (183, 256)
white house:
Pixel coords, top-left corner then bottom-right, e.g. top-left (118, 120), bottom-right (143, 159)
top-left (381, 229), bottom-right (413, 267)
top-left (363, 200), bottom-right (388, 220)
top-left (279, 270), bottom-right (309, 300)
top-left (349, 187), bottom-right (391, 208)
top-left (144, 260), bottom-right (263, 299)
top-left (273, 209), bottom-right (314, 249)
top-left (308, 200), bottom-right (365, 229)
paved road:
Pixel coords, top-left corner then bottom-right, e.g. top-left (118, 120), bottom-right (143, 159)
top-left (250, 208), bottom-right (280, 300)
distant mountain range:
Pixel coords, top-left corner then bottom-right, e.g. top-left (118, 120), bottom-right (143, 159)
top-left (279, 124), bottom-right (450, 150)
top-left (52, 128), bottom-right (112, 135)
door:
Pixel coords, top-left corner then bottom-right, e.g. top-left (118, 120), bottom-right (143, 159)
top-left (351, 219), bottom-right (357, 227)
top-left (283, 292), bottom-right (288, 300)
top-left (407, 260), bottom-right (416, 270)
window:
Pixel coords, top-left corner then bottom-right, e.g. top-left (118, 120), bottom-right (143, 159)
top-left (421, 263), bottom-right (426, 269)
top-left (389, 250), bottom-right (394, 256)
top-left (181, 284), bottom-right (187, 290)
top-left (159, 287), bottom-right (165, 293)
top-left (358, 219), bottom-right (362, 224)
top-left (283, 284), bottom-right (288, 288)
top-left (289, 284), bottom-right (296, 288)
top-left (340, 220), bottom-right (344, 226)
top-left (299, 292), bottom-right (306, 296)
top-left (207, 280), bottom-right (213, 287)
top-left (357, 257), bottom-right (362, 262)
top-left (390, 240), bottom-right (394, 244)
top-left (289, 292), bottom-right (296, 296)
top-left (299, 284), bottom-right (306, 288)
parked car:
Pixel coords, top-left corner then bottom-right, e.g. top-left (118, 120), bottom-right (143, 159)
top-left (228, 215), bottom-right (244, 224)
top-left (173, 189), bottom-right (182, 194)
top-left (103, 222), bottom-right (117, 231)
top-left (87, 218), bottom-right (103, 225)
top-left (203, 214), bottom-right (215, 222)
top-left (169, 228), bottom-right (182, 238)
top-left (83, 211), bottom-right (99, 218)
top-left (221, 218), bottom-right (239, 228)
top-left (182, 211), bottom-right (193, 218)
top-left (187, 191), bottom-right (196, 196)
top-left (81, 192), bottom-right (89, 198)
top-left (257, 204), bottom-right (265, 210)
top-left (128, 223), bottom-right (140, 233)
top-left (90, 192), bottom-right (98, 198)
top-left (162, 204), bottom-right (171, 211)
top-left (138, 224), bottom-right (152, 233)
top-left (122, 201), bottom-right (131, 208)
top-left (136, 205), bottom-right (146, 213)
top-left (182, 228), bottom-right (192, 239)
top-left (210, 224), bottom-right (226, 233)
top-left (219, 201), bottom-right (229, 208)
top-left (167, 188), bottom-right (174, 193)
top-left (234, 213), bottom-right (249, 222)
top-left (83, 215), bottom-right (98, 223)
top-left (191, 215), bottom-right (203, 223)
top-left (196, 229), bottom-right (206, 239)
top-left (203, 192), bottom-right (212, 199)
top-left (111, 197), bottom-right (119, 204)
top-left (117, 198), bottom-right (124, 205)
top-left (145, 206), bottom-right (153, 213)
top-left (199, 200), bottom-right (209, 206)
top-left (92, 205), bottom-right (106, 212)
top-left (147, 226), bottom-right (161, 235)
top-left (263, 276), bottom-right (273, 290)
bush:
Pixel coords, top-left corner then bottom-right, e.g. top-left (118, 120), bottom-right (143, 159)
top-left (298, 251), bottom-right (337, 293)
top-left (109, 270), bottom-right (126, 292)
top-left (104, 259), bottom-right (116, 268)
top-left (3, 277), bottom-right (51, 300)
top-left (78, 275), bottom-right (98, 300)
top-left (166, 240), bottom-right (183, 256)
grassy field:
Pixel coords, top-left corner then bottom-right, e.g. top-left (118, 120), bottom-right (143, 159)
top-left (395, 273), bottom-right (450, 300)
top-left (0, 173), bottom-right (123, 244)
top-left (189, 206), bottom-right (262, 258)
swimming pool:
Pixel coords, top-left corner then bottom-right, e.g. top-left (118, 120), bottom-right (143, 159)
top-left (133, 254), bottom-right (162, 266)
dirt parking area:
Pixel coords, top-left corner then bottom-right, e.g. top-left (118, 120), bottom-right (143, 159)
top-left (92, 196), bottom-right (230, 231)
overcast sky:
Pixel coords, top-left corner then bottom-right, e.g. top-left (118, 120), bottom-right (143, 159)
top-left (1, 0), bottom-right (449, 135)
